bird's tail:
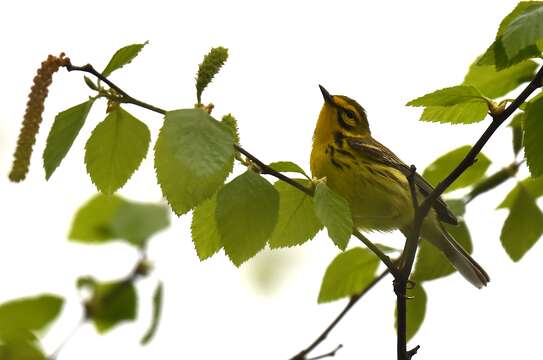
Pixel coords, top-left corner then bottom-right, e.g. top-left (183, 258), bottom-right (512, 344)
top-left (420, 221), bottom-right (490, 288)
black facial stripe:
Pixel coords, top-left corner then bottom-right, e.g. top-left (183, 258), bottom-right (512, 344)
top-left (334, 131), bottom-right (345, 147)
top-left (336, 109), bottom-right (355, 131)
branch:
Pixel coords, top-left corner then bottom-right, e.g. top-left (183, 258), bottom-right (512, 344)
top-left (403, 64), bottom-right (543, 276)
top-left (393, 66), bottom-right (543, 360)
top-left (63, 60), bottom-right (396, 274)
top-left (289, 269), bottom-right (390, 360)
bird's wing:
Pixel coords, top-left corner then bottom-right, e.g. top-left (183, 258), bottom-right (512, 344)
top-left (346, 136), bottom-right (458, 225)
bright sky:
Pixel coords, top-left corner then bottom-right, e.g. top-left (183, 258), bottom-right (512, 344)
top-left (0, 1), bottom-right (540, 359)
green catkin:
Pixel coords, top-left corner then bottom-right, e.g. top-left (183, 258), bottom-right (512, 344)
top-left (195, 47), bottom-right (228, 104)
top-left (9, 53), bottom-right (69, 182)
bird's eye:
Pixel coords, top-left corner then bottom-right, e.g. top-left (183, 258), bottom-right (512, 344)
top-left (345, 109), bottom-right (355, 119)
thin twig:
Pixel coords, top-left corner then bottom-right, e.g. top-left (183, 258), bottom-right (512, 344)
top-left (48, 316), bottom-right (86, 360)
top-left (289, 269), bottom-right (390, 360)
top-left (306, 345), bottom-right (343, 360)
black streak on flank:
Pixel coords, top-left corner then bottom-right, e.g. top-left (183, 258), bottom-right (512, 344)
top-left (331, 158), bottom-right (344, 170)
top-left (336, 148), bottom-right (355, 159)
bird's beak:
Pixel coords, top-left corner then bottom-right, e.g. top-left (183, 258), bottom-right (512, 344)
top-left (319, 85), bottom-right (333, 104)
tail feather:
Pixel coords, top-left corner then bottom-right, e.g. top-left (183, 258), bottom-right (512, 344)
top-left (437, 223), bottom-right (490, 288)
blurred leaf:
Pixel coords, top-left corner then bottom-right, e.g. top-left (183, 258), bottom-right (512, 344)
top-left (500, 184), bottom-right (543, 261)
top-left (510, 113), bottom-right (525, 155)
top-left (69, 194), bottom-right (124, 243)
top-left (468, 166), bottom-right (518, 201)
top-left (501, 4), bottom-right (543, 60)
top-left (413, 222), bottom-right (472, 282)
top-left (110, 201), bottom-right (170, 246)
top-left (318, 247), bottom-right (379, 303)
top-left (43, 99), bottom-right (94, 179)
top-left (69, 194), bottom-right (168, 246)
top-left (0, 295), bottom-right (63, 334)
top-left (420, 102), bottom-right (488, 124)
top-left (395, 285), bottom-right (427, 341)
top-left (85, 107), bottom-right (150, 194)
top-left (84, 279), bottom-right (137, 334)
top-left (313, 183), bottom-right (353, 250)
top-left (84, 76), bottom-right (99, 91)
top-left (196, 47), bottom-right (228, 103)
top-left (155, 109), bottom-right (234, 215)
top-left (141, 282), bottom-right (163, 345)
top-left (524, 96), bottom-right (543, 177)
top-left (406, 86), bottom-right (486, 107)
top-left (445, 199), bottom-right (466, 217)
top-left (191, 193), bottom-right (222, 260)
top-left (268, 161), bottom-right (310, 179)
top-left (102, 41), bottom-right (148, 77)
top-left (269, 179), bottom-right (323, 248)
top-left (463, 59), bottom-right (537, 98)
top-left (423, 145), bottom-right (491, 192)
top-left (216, 171), bottom-right (279, 266)
top-left (498, 177), bottom-right (543, 209)
top-left (0, 337), bottom-right (46, 360)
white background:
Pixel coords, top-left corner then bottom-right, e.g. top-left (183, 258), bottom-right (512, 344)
top-left (0, 0), bottom-right (541, 359)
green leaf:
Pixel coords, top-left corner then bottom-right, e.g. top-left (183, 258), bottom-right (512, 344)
top-left (498, 177), bottom-right (543, 209)
top-left (216, 171), bottom-right (279, 266)
top-left (85, 107), bottom-right (150, 195)
top-left (268, 161), bottom-right (310, 179)
top-left (102, 41), bottom-right (148, 77)
top-left (463, 60), bottom-right (537, 98)
top-left (0, 295), bottom-right (63, 333)
top-left (69, 194), bottom-right (124, 243)
top-left (43, 100), bottom-right (94, 179)
top-left (395, 285), bottom-right (427, 341)
top-left (196, 47), bottom-right (228, 103)
top-left (500, 184), bottom-right (543, 261)
top-left (313, 183), bottom-right (353, 250)
top-left (422, 145), bottom-right (491, 193)
top-left (478, 2), bottom-right (543, 69)
top-left (524, 96), bottom-right (543, 177)
top-left (478, 39), bottom-right (541, 70)
top-left (420, 102), bottom-right (489, 124)
top-left (510, 112), bottom-right (525, 155)
top-left (0, 337), bottom-right (46, 360)
top-left (501, 4), bottom-right (543, 60)
top-left (406, 86), bottom-right (486, 107)
top-left (83, 279), bottom-right (137, 334)
top-left (154, 109), bottom-right (235, 215)
top-left (191, 193), bottom-right (223, 260)
top-left (269, 179), bottom-right (323, 248)
top-left (317, 247), bottom-right (379, 303)
top-left (445, 199), bottom-right (466, 217)
top-left (140, 282), bottom-right (163, 345)
top-left (110, 201), bottom-right (170, 246)
top-left (69, 194), bottom-right (168, 246)
top-left (413, 221), bottom-right (472, 282)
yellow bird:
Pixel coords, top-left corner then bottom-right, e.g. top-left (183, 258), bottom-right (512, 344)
top-left (310, 85), bottom-right (489, 288)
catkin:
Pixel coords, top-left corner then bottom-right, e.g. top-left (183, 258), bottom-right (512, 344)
top-left (8, 53), bottom-right (70, 182)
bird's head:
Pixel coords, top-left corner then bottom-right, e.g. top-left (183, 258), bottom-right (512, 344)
top-left (316, 85), bottom-right (370, 137)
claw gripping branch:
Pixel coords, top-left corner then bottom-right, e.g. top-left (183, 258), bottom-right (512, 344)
top-left (8, 53), bottom-right (70, 182)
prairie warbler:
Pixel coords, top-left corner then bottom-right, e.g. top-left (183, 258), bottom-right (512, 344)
top-left (310, 85), bottom-right (489, 288)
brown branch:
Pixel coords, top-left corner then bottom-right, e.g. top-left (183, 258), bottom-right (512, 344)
top-left (289, 269), bottom-right (390, 360)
